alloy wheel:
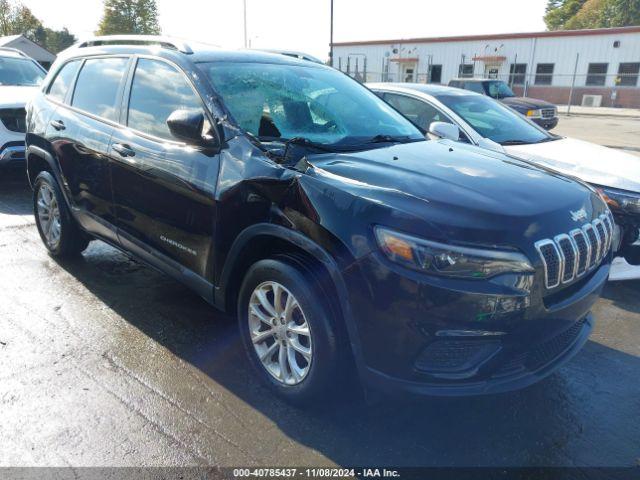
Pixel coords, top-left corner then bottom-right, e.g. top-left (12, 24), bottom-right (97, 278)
top-left (36, 183), bottom-right (61, 249)
top-left (248, 281), bottom-right (313, 385)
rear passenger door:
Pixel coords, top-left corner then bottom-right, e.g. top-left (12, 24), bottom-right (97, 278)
top-left (47, 56), bottom-right (130, 242)
top-left (109, 57), bottom-right (219, 281)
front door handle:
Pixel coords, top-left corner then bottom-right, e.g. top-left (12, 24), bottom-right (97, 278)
top-left (112, 143), bottom-right (136, 158)
top-left (50, 120), bottom-right (65, 131)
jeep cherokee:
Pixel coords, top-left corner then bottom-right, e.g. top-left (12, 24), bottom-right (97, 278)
top-left (26, 36), bottom-right (612, 402)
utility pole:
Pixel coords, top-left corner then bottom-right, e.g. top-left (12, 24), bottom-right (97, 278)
top-left (243, 0), bottom-right (248, 48)
top-left (567, 53), bottom-right (580, 116)
top-left (329, 0), bottom-right (334, 66)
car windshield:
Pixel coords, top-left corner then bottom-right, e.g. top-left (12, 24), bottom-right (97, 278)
top-left (436, 93), bottom-right (552, 145)
top-left (199, 61), bottom-right (424, 148)
top-left (0, 57), bottom-right (45, 86)
top-left (484, 81), bottom-right (515, 99)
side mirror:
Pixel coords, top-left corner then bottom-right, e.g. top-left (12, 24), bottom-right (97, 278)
top-left (428, 121), bottom-right (460, 141)
top-left (477, 137), bottom-right (505, 153)
top-left (167, 109), bottom-right (208, 144)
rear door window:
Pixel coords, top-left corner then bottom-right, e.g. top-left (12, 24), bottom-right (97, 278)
top-left (72, 57), bottom-right (129, 121)
top-left (47, 61), bottom-right (81, 103)
top-left (127, 58), bottom-right (204, 140)
top-left (464, 82), bottom-right (485, 94)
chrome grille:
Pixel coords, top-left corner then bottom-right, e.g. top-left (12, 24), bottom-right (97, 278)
top-left (583, 224), bottom-right (599, 268)
top-left (541, 108), bottom-right (556, 119)
top-left (570, 229), bottom-right (589, 275)
top-left (535, 212), bottom-right (613, 289)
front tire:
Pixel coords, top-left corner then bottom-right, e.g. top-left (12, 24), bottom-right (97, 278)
top-left (33, 171), bottom-right (89, 257)
top-left (238, 258), bottom-right (342, 404)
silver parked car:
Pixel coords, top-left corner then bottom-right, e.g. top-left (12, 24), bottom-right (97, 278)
top-left (368, 82), bottom-right (640, 280)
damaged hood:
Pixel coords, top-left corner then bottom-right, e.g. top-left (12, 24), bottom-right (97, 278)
top-left (504, 137), bottom-right (640, 193)
top-left (306, 140), bottom-right (603, 247)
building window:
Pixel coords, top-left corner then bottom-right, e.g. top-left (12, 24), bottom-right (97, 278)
top-left (535, 63), bottom-right (554, 85)
top-left (509, 63), bottom-right (527, 85)
top-left (586, 63), bottom-right (608, 86)
top-left (429, 64), bottom-right (442, 83)
top-left (617, 63), bottom-right (640, 87)
top-left (458, 64), bottom-right (474, 78)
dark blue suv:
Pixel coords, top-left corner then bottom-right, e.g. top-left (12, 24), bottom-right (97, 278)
top-left (26, 36), bottom-right (612, 403)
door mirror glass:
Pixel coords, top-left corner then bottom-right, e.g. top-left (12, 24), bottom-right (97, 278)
top-left (167, 109), bottom-right (206, 144)
top-left (428, 121), bottom-right (460, 141)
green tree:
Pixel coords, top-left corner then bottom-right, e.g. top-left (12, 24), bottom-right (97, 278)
top-left (42, 27), bottom-right (76, 53)
top-left (0, 0), bottom-right (76, 53)
top-left (97, 0), bottom-right (161, 35)
top-left (604, 0), bottom-right (640, 26)
top-left (545, 0), bottom-right (640, 29)
top-left (545, 0), bottom-right (588, 29)
top-left (12, 5), bottom-right (40, 39)
top-left (0, 0), bottom-right (13, 35)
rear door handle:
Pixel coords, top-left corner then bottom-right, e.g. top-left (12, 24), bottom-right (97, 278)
top-left (112, 143), bottom-right (136, 158)
top-left (50, 120), bottom-right (65, 131)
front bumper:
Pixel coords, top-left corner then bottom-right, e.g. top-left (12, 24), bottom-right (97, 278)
top-left (346, 252), bottom-right (609, 397)
top-left (531, 116), bottom-right (559, 130)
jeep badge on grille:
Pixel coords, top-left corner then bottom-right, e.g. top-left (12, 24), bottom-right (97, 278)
top-left (570, 208), bottom-right (588, 222)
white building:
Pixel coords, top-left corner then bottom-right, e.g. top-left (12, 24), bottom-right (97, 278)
top-left (332, 26), bottom-right (640, 108)
top-left (0, 35), bottom-right (56, 70)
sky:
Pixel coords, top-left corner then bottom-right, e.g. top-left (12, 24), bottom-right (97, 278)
top-left (21, 0), bottom-right (548, 60)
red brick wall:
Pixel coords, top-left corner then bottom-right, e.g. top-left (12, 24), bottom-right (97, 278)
top-left (511, 85), bottom-right (640, 108)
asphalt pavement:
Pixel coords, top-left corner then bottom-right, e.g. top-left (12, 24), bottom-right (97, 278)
top-left (555, 114), bottom-right (640, 157)
top-left (1, 115), bottom-right (640, 468)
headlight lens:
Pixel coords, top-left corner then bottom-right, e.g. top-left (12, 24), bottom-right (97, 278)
top-left (596, 186), bottom-right (640, 215)
top-left (526, 109), bottom-right (543, 118)
top-left (374, 227), bottom-right (534, 279)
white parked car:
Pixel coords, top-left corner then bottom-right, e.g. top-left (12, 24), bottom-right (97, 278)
top-left (369, 82), bottom-right (640, 281)
top-left (0, 47), bottom-right (46, 167)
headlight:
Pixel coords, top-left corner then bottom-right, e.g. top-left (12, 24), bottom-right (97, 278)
top-left (596, 186), bottom-right (640, 215)
top-left (374, 227), bottom-right (534, 279)
top-left (526, 109), bottom-right (543, 119)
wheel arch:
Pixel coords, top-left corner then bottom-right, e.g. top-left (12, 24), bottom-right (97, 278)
top-left (216, 223), bottom-right (364, 370)
top-left (26, 145), bottom-right (58, 189)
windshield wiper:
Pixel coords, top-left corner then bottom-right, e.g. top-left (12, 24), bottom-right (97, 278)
top-left (282, 136), bottom-right (339, 153)
top-left (534, 136), bottom-right (561, 144)
top-left (500, 140), bottom-right (530, 146)
top-left (365, 134), bottom-right (416, 144)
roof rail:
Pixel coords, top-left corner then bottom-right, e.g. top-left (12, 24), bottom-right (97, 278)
top-left (76, 35), bottom-right (193, 54)
top-left (0, 47), bottom-right (29, 58)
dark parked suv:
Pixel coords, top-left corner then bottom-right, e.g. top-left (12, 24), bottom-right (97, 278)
top-left (448, 78), bottom-right (559, 130)
top-left (26, 36), bottom-right (612, 402)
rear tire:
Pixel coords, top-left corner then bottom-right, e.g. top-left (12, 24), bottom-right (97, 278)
top-left (238, 257), bottom-right (343, 405)
top-left (33, 171), bottom-right (90, 258)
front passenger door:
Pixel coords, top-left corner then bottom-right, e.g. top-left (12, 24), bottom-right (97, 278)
top-left (109, 58), bottom-right (219, 280)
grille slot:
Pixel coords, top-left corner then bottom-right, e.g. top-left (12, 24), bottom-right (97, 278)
top-left (583, 224), bottom-right (599, 268)
top-left (541, 108), bottom-right (556, 119)
top-left (536, 240), bottom-right (561, 288)
top-left (536, 211), bottom-right (612, 290)
top-left (0, 108), bottom-right (26, 133)
top-left (594, 220), bottom-right (607, 262)
top-left (570, 229), bottom-right (589, 276)
top-left (556, 235), bottom-right (577, 283)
